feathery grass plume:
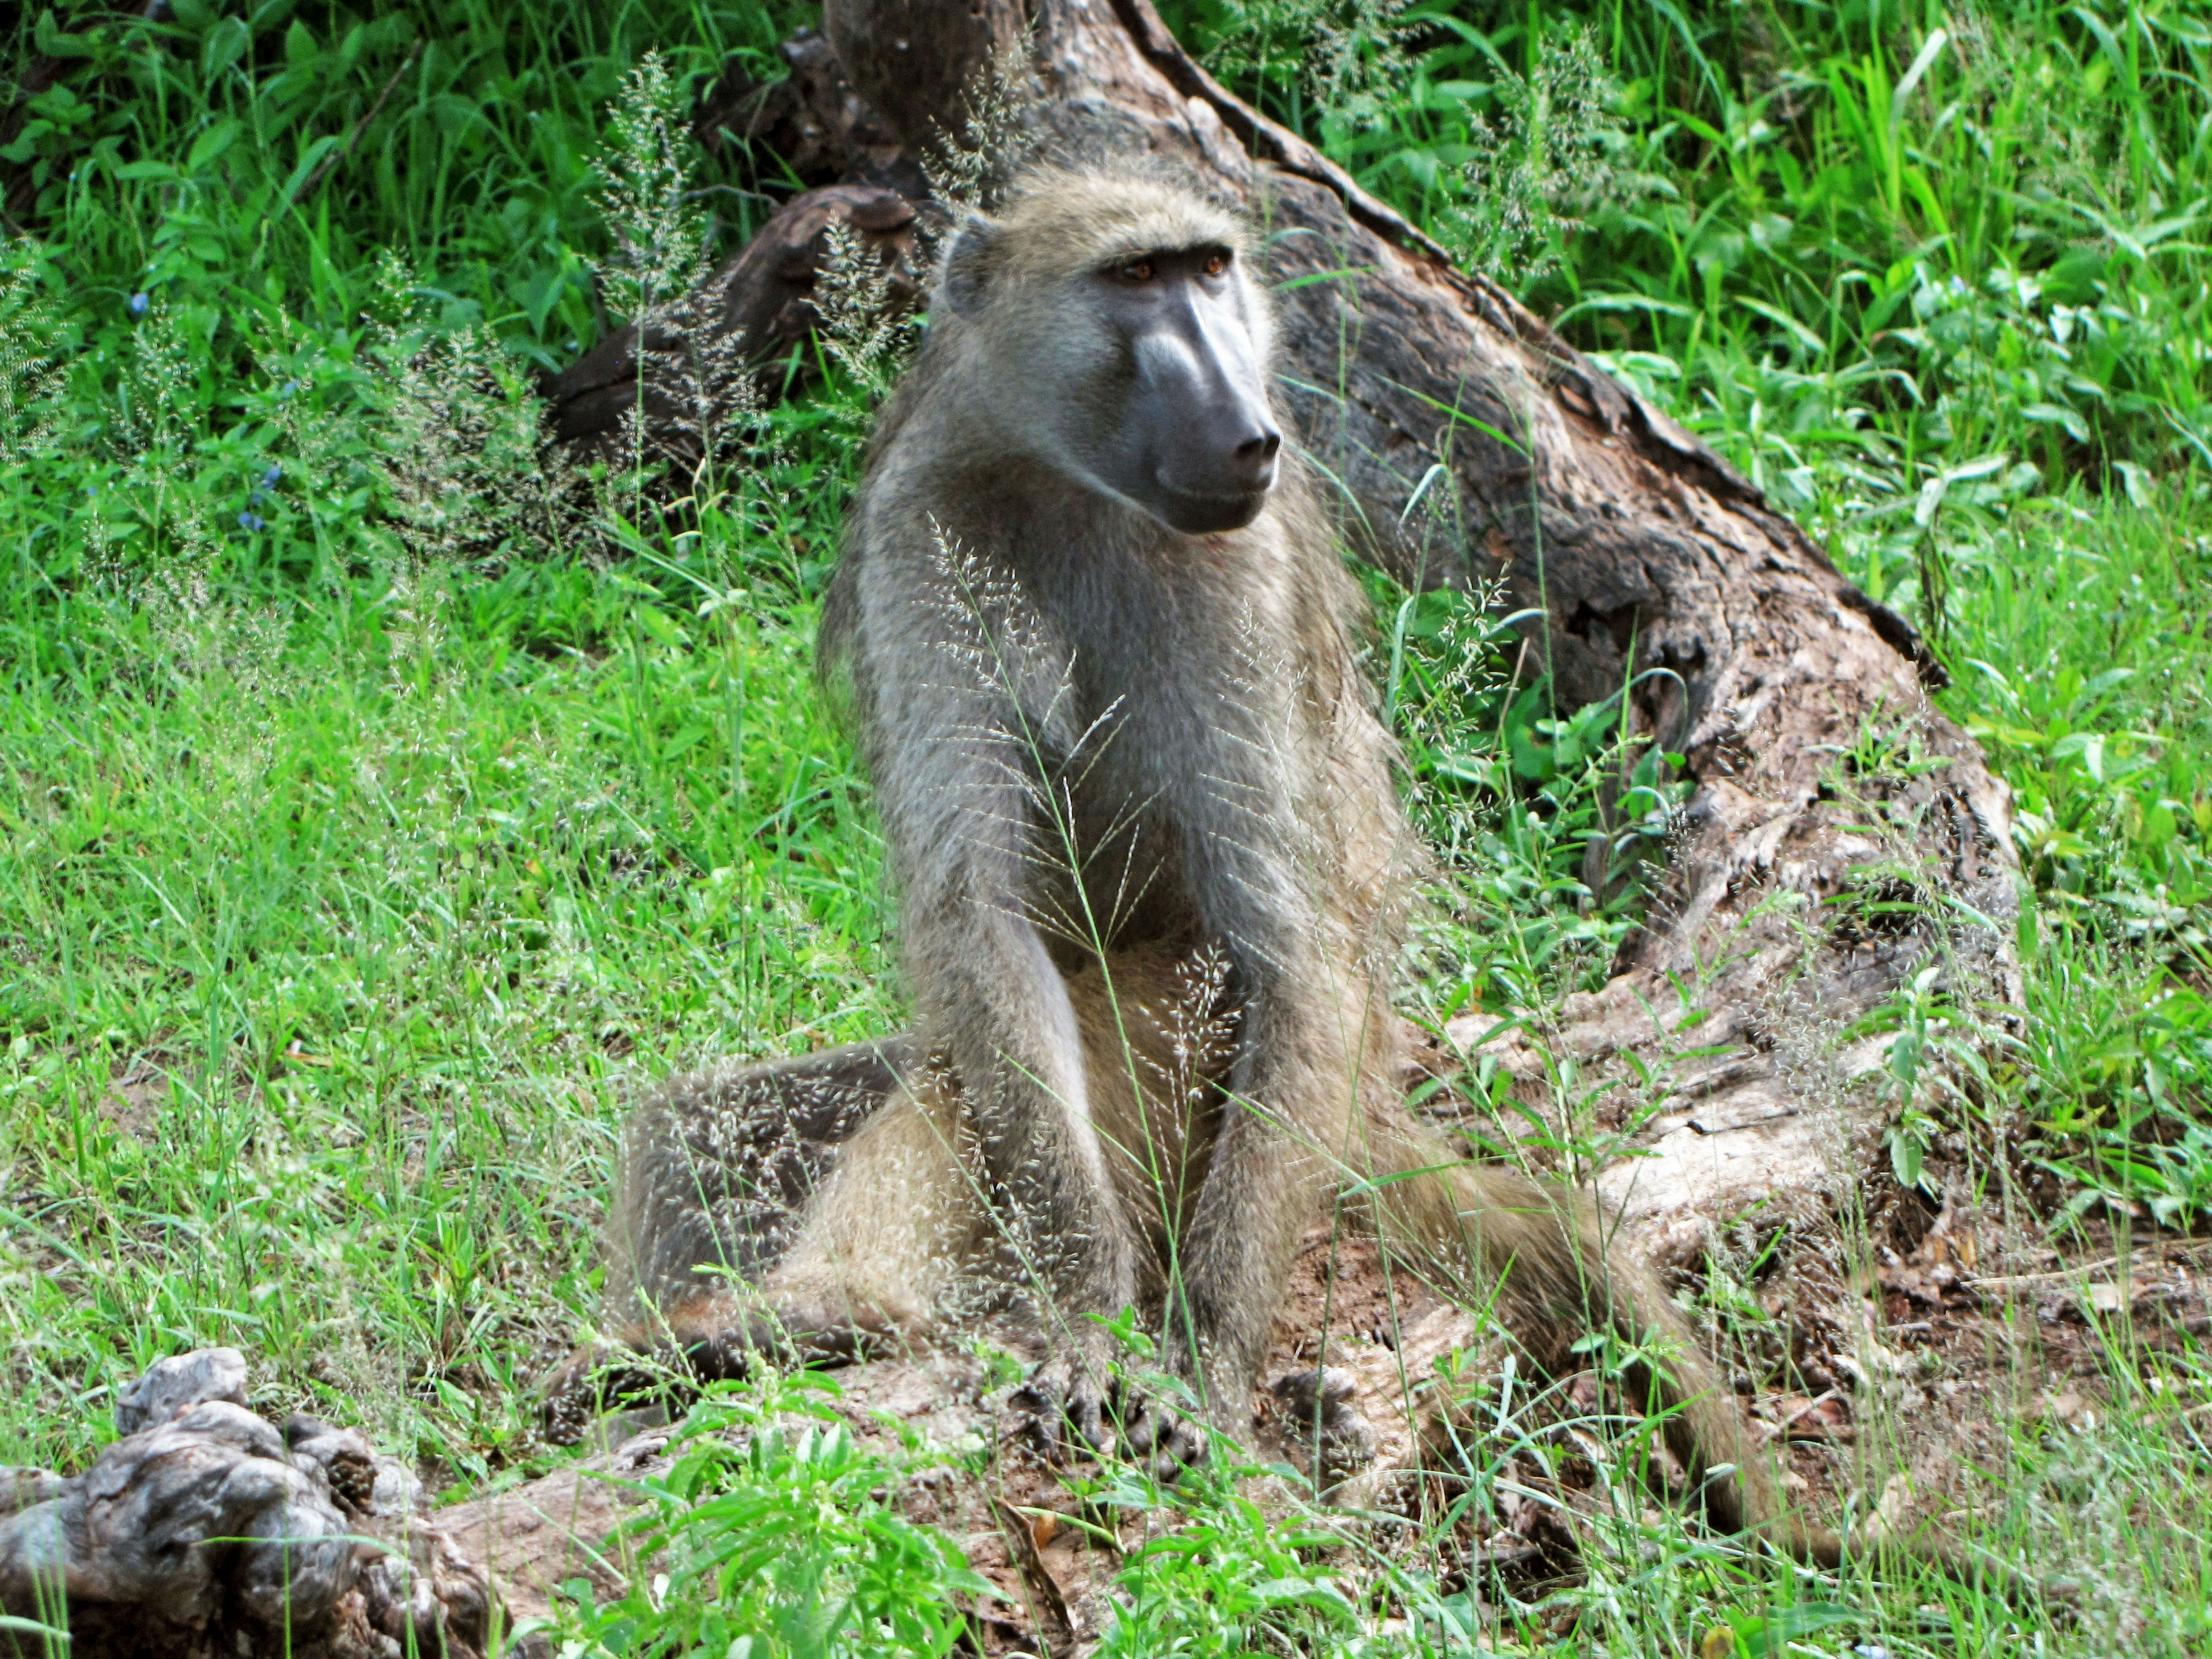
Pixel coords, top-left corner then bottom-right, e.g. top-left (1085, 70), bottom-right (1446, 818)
top-left (919, 518), bottom-right (1128, 955)
top-left (0, 243), bottom-right (63, 468)
top-left (584, 48), bottom-right (799, 528)
top-left (594, 274), bottom-right (785, 530)
top-left (921, 517), bottom-right (1065, 713)
top-left (595, 49), bottom-right (712, 323)
top-left (85, 296), bottom-right (229, 597)
top-left (1447, 24), bottom-right (1642, 281)
top-left (1205, 0), bottom-right (1415, 131)
top-left (113, 294), bottom-right (195, 457)
top-left (1392, 574), bottom-right (1513, 858)
top-left (813, 219), bottom-right (921, 403)
top-left (920, 35), bottom-right (1040, 212)
top-left (361, 252), bottom-right (565, 569)
top-left (1136, 947), bottom-right (1237, 1115)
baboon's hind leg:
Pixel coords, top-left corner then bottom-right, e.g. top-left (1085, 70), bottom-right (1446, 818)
top-left (606, 1037), bottom-right (923, 1320)
top-left (539, 1037), bottom-right (918, 1442)
top-left (672, 1070), bottom-right (988, 1371)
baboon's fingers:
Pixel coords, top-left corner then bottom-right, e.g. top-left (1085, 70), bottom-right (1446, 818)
top-left (1033, 1350), bottom-right (1116, 1462)
top-left (1118, 1387), bottom-right (1209, 1482)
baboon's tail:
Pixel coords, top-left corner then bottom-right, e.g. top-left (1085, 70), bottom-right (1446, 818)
top-left (605, 1037), bottom-right (922, 1322)
top-left (1354, 1109), bottom-right (2024, 1586)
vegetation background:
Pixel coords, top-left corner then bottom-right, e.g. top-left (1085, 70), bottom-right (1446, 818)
top-left (0, 0), bottom-right (2206, 1652)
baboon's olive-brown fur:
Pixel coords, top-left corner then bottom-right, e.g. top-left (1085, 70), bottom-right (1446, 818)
top-left (541, 165), bottom-right (2004, 1582)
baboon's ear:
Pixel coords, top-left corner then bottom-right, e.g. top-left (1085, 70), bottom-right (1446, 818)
top-left (939, 215), bottom-right (1004, 318)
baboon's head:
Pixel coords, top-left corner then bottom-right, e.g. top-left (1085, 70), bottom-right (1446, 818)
top-left (937, 169), bottom-right (1282, 535)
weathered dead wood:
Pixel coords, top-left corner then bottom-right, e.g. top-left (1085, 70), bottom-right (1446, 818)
top-left (690, 28), bottom-right (912, 191)
top-left (0, 1350), bottom-right (504, 1659)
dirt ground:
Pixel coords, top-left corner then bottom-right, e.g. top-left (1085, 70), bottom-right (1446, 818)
top-left (441, 1192), bottom-right (2211, 1654)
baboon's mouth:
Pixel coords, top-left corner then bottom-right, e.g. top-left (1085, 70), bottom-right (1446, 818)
top-left (1150, 475), bottom-right (1275, 535)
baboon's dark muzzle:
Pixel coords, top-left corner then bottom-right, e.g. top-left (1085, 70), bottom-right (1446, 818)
top-left (1136, 297), bottom-right (1281, 534)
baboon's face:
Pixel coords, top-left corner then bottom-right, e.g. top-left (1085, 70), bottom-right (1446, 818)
top-left (944, 188), bottom-right (1283, 536)
top-left (1077, 243), bottom-right (1281, 535)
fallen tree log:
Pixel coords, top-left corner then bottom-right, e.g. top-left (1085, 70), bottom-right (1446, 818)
top-left (565, 0), bottom-right (2017, 1231)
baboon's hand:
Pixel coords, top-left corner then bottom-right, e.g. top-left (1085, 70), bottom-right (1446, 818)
top-left (1035, 1349), bottom-right (1209, 1480)
top-left (1271, 1366), bottom-right (1377, 1491)
top-left (1116, 1384), bottom-right (1209, 1481)
top-left (537, 1341), bottom-right (678, 1447)
top-left (1033, 1347), bottom-right (1118, 1460)
top-left (1065, 1374), bottom-right (1112, 1459)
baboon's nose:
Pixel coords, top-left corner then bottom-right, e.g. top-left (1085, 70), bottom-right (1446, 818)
top-left (1230, 426), bottom-right (1282, 487)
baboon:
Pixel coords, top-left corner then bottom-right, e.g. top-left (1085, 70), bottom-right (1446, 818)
top-left (543, 165), bottom-right (1995, 1582)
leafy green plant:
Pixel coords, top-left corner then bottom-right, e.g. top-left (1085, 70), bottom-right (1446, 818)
top-left (554, 1376), bottom-right (985, 1658)
top-left (1381, 575), bottom-right (1689, 1016)
top-left (1092, 1464), bottom-right (1365, 1656)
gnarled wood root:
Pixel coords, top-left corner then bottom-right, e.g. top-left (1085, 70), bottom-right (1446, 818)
top-left (0, 1350), bottom-right (504, 1659)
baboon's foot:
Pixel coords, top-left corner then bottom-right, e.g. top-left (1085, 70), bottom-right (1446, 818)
top-left (675, 1307), bottom-right (885, 1378)
top-left (537, 1340), bottom-right (684, 1447)
top-left (537, 1308), bottom-right (883, 1446)
top-left (1271, 1366), bottom-right (1377, 1492)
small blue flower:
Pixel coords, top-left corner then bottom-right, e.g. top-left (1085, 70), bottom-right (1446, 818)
top-left (260, 464), bottom-right (281, 490)
top-left (128, 293), bottom-right (149, 315)
top-left (238, 511), bottom-right (267, 532)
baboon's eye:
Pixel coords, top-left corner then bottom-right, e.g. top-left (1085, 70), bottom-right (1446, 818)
top-left (1203, 251), bottom-right (1229, 278)
top-left (1120, 259), bottom-right (1156, 282)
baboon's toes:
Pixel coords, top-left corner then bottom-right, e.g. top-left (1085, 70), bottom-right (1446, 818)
top-left (677, 1325), bottom-right (763, 1381)
top-left (536, 1343), bottom-right (671, 1446)
top-left (681, 1309), bottom-right (877, 1378)
top-left (1271, 1365), bottom-right (1377, 1490)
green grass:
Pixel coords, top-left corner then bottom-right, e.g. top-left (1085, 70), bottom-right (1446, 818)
top-left (1, 0), bottom-right (2209, 1653)
top-left (0, 547), bottom-right (889, 1480)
